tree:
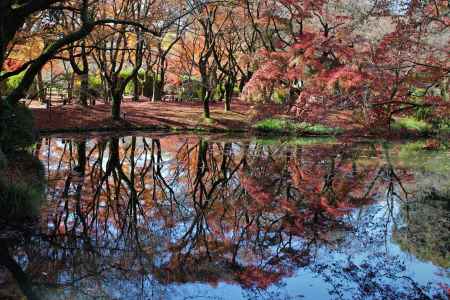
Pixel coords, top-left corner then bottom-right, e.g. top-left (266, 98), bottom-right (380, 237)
top-left (242, 0), bottom-right (449, 127)
top-left (92, 0), bottom-right (148, 120)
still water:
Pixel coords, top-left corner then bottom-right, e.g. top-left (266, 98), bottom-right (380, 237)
top-left (1, 133), bottom-right (449, 299)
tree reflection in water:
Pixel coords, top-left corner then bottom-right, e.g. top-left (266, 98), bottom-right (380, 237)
top-left (0, 135), bottom-right (448, 299)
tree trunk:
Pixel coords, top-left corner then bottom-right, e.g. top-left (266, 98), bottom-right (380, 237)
top-left (74, 140), bottom-right (86, 174)
top-left (79, 73), bottom-right (89, 106)
top-left (112, 91), bottom-right (122, 120)
top-left (152, 80), bottom-right (162, 102)
top-left (37, 71), bottom-right (46, 103)
top-left (224, 77), bottom-right (234, 112)
top-left (239, 72), bottom-right (252, 92)
top-left (152, 69), bottom-right (165, 102)
top-left (67, 72), bottom-right (75, 104)
top-left (133, 74), bottom-right (139, 102)
top-left (203, 88), bottom-right (211, 119)
top-left (101, 74), bottom-right (110, 103)
top-left (203, 98), bottom-right (211, 118)
top-left (441, 77), bottom-right (449, 101)
top-left (0, 244), bottom-right (40, 300)
top-left (225, 95), bottom-right (231, 112)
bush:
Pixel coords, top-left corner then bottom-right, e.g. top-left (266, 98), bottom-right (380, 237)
top-left (0, 103), bottom-right (36, 152)
top-left (0, 152), bottom-right (45, 222)
top-left (0, 180), bottom-right (43, 221)
top-left (0, 148), bottom-right (7, 169)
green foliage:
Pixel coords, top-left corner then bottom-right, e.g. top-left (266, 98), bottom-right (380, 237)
top-left (272, 88), bottom-right (287, 104)
top-left (118, 69), bottom-right (133, 79)
top-left (125, 81), bottom-right (134, 95)
top-left (409, 86), bottom-right (449, 133)
top-left (88, 74), bottom-right (103, 90)
top-left (0, 103), bottom-right (35, 152)
top-left (436, 118), bottom-right (450, 134)
top-left (179, 79), bottom-right (203, 100)
top-left (118, 70), bottom-right (134, 95)
top-left (253, 118), bottom-right (342, 135)
top-left (213, 84), bottom-right (224, 100)
top-left (415, 107), bottom-right (433, 121)
top-left (2, 71), bottom-right (26, 95)
top-left (391, 117), bottom-right (433, 134)
top-left (410, 87), bottom-right (426, 99)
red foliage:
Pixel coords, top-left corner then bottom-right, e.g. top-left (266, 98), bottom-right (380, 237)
top-left (243, 0), bottom-right (450, 127)
top-left (3, 58), bottom-right (23, 72)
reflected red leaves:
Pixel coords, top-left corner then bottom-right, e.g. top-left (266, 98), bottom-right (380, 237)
top-left (34, 137), bottom-right (416, 290)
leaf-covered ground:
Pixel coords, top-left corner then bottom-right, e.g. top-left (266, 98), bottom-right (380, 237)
top-left (31, 100), bottom-right (252, 133)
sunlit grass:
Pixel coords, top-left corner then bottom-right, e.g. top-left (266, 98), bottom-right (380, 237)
top-left (254, 136), bottom-right (337, 146)
top-left (254, 118), bottom-right (342, 135)
top-left (392, 117), bottom-right (433, 134)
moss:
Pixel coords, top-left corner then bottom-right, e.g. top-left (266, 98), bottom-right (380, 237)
top-left (253, 118), bottom-right (342, 135)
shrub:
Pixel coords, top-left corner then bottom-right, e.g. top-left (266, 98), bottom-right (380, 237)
top-left (0, 148), bottom-right (7, 169)
top-left (0, 180), bottom-right (43, 221)
top-left (0, 103), bottom-right (35, 152)
top-left (0, 152), bottom-right (45, 222)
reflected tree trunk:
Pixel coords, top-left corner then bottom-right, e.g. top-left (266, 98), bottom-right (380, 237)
top-left (0, 243), bottom-right (40, 300)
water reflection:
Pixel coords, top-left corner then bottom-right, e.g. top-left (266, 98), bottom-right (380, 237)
top-left (1, 135), bottom-right (449, 299)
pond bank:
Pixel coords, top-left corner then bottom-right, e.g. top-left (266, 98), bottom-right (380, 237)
top-left (31, 101), bottom-right (448, 138)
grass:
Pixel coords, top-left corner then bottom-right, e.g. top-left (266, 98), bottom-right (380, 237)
top-left (253, 118), bottom-right (342, 135)
top-left (254, 136), bottom-right (337, 146)
top-left (391, 117), bottom-right (433, 134)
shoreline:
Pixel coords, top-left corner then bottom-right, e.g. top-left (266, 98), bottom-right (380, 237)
top-left (31, 101), bottom-right (447, 139)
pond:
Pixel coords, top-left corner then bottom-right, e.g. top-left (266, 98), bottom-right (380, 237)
top-left (0, 133), bottom-right (449, 299)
